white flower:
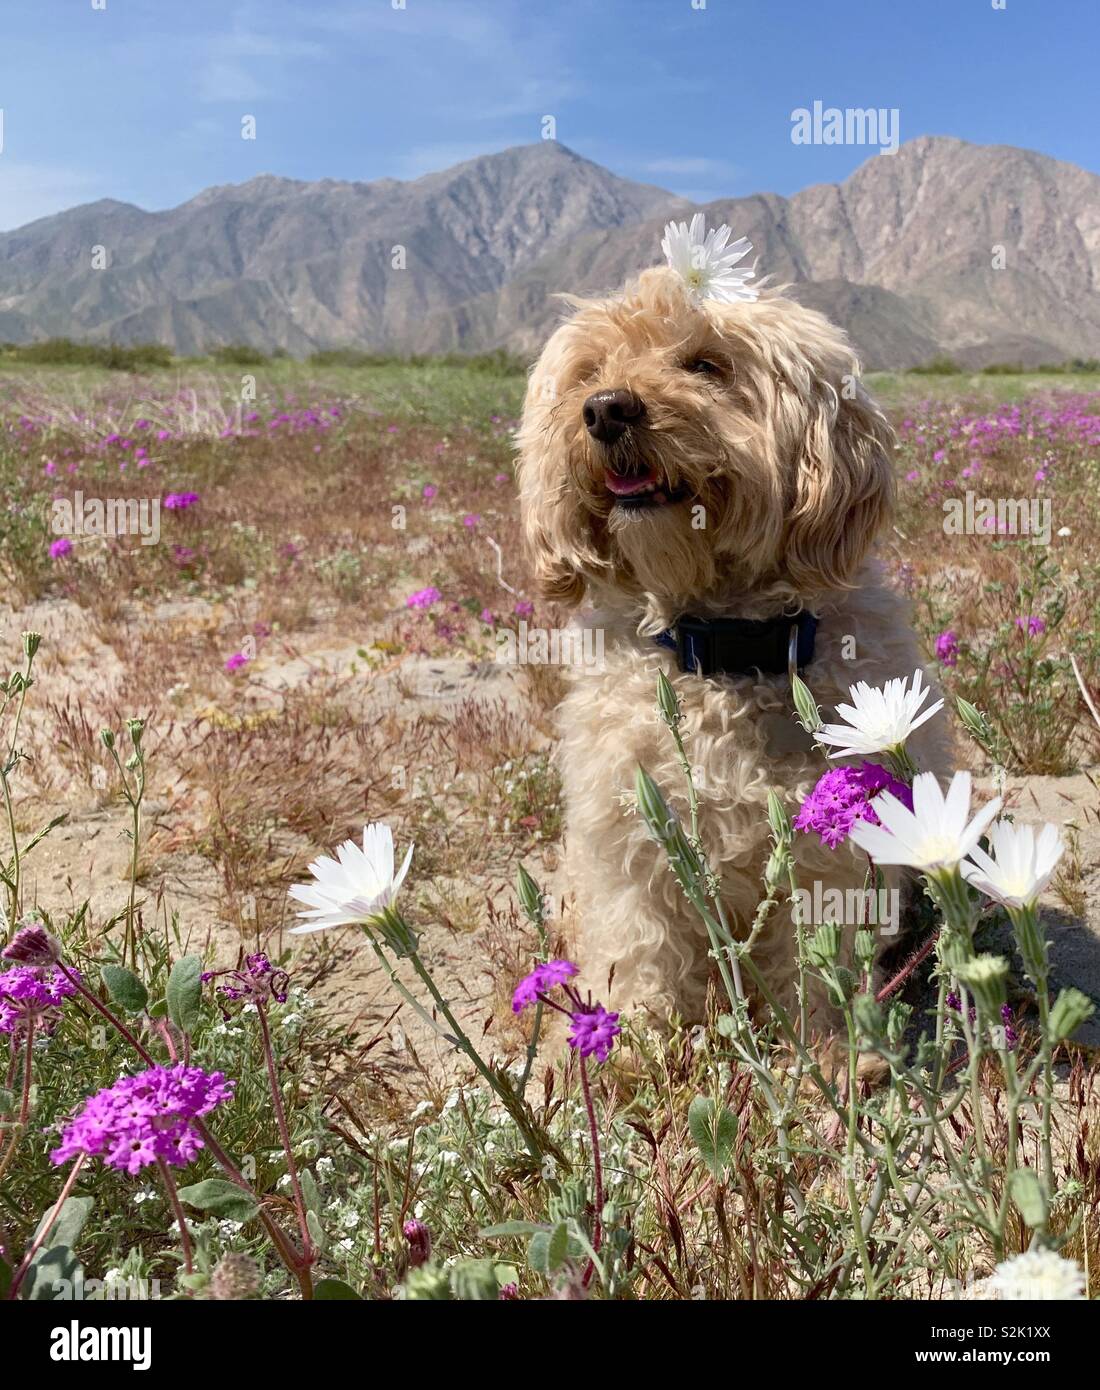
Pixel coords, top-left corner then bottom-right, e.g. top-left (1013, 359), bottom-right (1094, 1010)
top-left (661, 213), bottom-right (758, 304)
top-left (288, 821), bottom-right (413, 933)
top-left (817, 668), bottom-right (944, 759)
top-left (962, 820), bottom-right (1065, 909)
top-left (987, 1249), bottom-right (1086, 1300)
top-left (849, 771), bottom-right (1002, 872)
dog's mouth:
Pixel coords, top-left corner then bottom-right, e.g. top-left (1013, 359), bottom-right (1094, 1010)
top-left (604, 462), bottom-right (687, 511)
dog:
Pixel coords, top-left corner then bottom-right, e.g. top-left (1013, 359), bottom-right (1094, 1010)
top-left (516, 256), bottom-right (951, 1036)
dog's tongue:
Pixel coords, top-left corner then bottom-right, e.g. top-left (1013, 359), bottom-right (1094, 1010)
top-left (605, 466), bottom-right (658, 497)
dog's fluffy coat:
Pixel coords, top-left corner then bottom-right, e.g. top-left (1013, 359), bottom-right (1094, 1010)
top-left (517, 267), bottom-right (950, 1028)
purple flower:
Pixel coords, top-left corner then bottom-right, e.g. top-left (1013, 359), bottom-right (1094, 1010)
top-left (0, 963), bottom-right (78, 1037)
top-left (2, 923), bottom-right (62, 966)
top-left (512, 958), bottom-right (579, 1013)
top-left (479, 608), bottom-right (495, 625)
top-left (403, 1219), bottom-right (432, 1269)
top-left (224, 651), bottom-right (251, 673)
top-left (934, 629), bottom-right (960, 667)
top-left (1015, 616), bottom-right (1046, 638)
top-left (50, 1065), bottom-right (234, 1173)
top-left (203, 952), bottom-right (289, 1006)
top-left (49, 537), bottom-right (72, 559)
top-left (513, 599), bottom-right (534, 618)
top-left (406, 586), bottom-right (442, 610)
top-left (567, 1005), bottom-right (621, 1063)
top-left (163, 492), bottom-right (200, 510)
top-left (793, 762), bottom-right (914, 850)
top-left (422, 484), bottom-right (437, 501)
top-left (1000, 1003), bottom-right (1019, 1051)
top-left (462, 513), bottom-right (480, 528)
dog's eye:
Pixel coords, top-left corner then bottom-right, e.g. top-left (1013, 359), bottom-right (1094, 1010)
top-left (684, 358), bottom-right (723, 378)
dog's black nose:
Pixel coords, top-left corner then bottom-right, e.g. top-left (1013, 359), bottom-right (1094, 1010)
top-left (582, 388), bottom-right (645, 445)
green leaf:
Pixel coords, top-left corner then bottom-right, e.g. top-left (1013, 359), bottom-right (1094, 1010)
top-left (24, 1245), bottom-right (82, 1300)
top-left (1009, 1167), bottom-right (1048, 1231)
top-left (306, 1209), bottom-right (327, 1254)
top-left (147, 998), bottom-right (168, 1019)
top-left (547, 1220), bottom-right (569, 1271)
top-left (688, 1095), bottom-right (737, 1179)
top-left (33, 1195), bottom-right (92, 1252)
top-left (100, 964), bottom-right (149, 1014)
top-left (314, 1278), bottom-right (361, 1300)
top-left (300, 1167), bottom-right (322, 1216)
top-left (166, 954), bottom-right (204, 1034)
top-left (527, 1230), bottom-right (551, 1275)
top-left (177, 1178), bottom-right (257, 1223)
top-left (480, 1220), bottom-right (546, 1238)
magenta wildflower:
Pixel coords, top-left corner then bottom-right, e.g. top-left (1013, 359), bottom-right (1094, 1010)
top-left (934, 629), bottom-right (960, 667)
top-left (422, 483), bottom-right (438, 501)
top-left (0, 963), bottom-right (78, 1037)
top-left (224, 651), bottom-right (251, 673)
top-left (1015, 616), bottom-right (1046, 638)
top-left (1000, 1003), bottom-right (1019, 1051)
top-left (163, 492), bottom-right (200, 510)
top-left (50, 1064), bottom-right (234, 1174)
top-left (406, 586), bottom-right (442, 610)
top-left (513, 599), bottom-right (534, 618)
top-left (462, 513), bottom-right (480, 529)
top-left (202, 952), bottom-right (289, 1006)
top-left (2, 923), bottom-right (62, 966)
top-left (567, 1005), bottom-right (621, 1063)
top-left (512, 958), bottom-right (579, 1013)
top-left (402, 1219), bottom-right (432, 1269)
top-left (793, 762), bottom-right (914, 850)
top-left (49, 537), bottom-right (73, 559)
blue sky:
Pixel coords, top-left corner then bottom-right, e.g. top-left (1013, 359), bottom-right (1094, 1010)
top-left (0, 0), bottom-right (1096, 230)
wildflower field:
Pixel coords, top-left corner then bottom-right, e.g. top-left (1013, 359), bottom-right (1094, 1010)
top-left (1, 356), bottom-right (1100, 1303)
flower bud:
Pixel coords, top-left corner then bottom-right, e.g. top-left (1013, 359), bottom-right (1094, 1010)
top-left (126, 718), bottom-right (145, 746)
top-left (807, 921), bottom-right (841, 967)
top-left (1048, 987), bottom-right (1095, 1043)
top-left (22, 631), bottom-right (41, 659)
top-left (515, 863), bottom-right (544, 924)
top-left (634, 766), bottom-right (672, 840)
top-left (2, 922), bottom-right (62, 966)
top-left (955, 955), bottom-right (1010, 1015)
top-left (853, 991), bottom-right (884, 1041)
top-left (100, 729), bottom-right (115, 749)
top-left (886, 1000), bottom-right (911, 1046)
top-left (403, 1218), bottom-right (432, 1269)
top-left (790, 674), bottom-right (821, 733)
top-left (855, 930), bottom-right (876, 974)
top-left (766, 791), bottom-right (791, 842)
top-left (656, 670), bottom-right (681, 727)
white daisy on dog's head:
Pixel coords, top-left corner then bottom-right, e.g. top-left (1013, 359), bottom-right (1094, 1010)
top-left (289, 821), bottom-right (413, 932)
top-left (661, 213), bottom-right (758, 304)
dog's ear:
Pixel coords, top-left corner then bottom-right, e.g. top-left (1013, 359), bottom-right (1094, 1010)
top-left (783, 373), bottom-right (895, 593)
top-left (523, 515), bottom-right (587, 607)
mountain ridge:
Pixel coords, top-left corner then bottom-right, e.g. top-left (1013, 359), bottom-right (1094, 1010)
top-left (2, 136), bottom-right (1098, 369)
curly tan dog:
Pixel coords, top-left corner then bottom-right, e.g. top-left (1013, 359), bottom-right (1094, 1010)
top-left (516, 264), bottom-right (951, 1033)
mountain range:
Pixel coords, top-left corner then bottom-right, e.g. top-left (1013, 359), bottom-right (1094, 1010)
top-left (2, 136), bottom-right (1099, 370)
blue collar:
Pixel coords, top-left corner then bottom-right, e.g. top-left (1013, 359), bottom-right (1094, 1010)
top-left (654, 611), bottom-right (818, 678)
